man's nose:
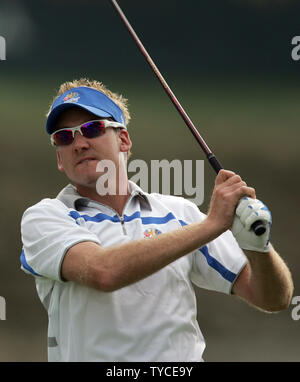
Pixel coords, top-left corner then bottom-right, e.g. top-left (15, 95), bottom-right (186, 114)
top-left (72, 131), bottom-right (90, 150)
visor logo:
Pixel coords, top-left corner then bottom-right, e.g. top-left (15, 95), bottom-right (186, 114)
top-left (63, 92), bottom-right (80, 103)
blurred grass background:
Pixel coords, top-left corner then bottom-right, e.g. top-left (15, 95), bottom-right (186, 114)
top-left (0, 0), bottom-right (299, 361)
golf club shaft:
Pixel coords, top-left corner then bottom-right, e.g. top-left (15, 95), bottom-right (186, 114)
top-left (110, 0), bottom-right (221, 172)
top-left (110, 0), bottom-right (265, 236)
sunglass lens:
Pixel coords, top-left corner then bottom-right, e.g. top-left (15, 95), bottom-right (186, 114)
top-left (82, 121), bottom-right (105, 139)
top-left (53, 130), bottom-right (73, 146)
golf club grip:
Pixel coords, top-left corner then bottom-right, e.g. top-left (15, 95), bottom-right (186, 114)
top-left (207, 153), bottom-right (223, 174)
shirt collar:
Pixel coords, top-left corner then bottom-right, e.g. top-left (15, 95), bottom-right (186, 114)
top-left (56, 181), bottom-right (151, 211)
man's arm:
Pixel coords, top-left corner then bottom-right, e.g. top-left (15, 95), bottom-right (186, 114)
top-left (232, 245), bottom-right (294, 312)
top-left (61, 217), bottom-right (222, 292)
top-left (61, 169), bottom-right (293, 312)
top-left (62, 169), bottom-right (248, 292)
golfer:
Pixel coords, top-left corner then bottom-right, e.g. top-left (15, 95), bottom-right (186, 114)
top-left (20, 78), bottom-right (293, 362)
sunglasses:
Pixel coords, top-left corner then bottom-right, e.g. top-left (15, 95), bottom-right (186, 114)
top-left (50, 119), bottom-right (126, 146)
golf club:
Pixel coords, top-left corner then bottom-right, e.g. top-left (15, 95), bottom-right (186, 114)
top-left (110, 0), bottom-right (266, 236)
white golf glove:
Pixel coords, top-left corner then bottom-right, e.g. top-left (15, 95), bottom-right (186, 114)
top-left (231, 197), bottom-right (272, 253)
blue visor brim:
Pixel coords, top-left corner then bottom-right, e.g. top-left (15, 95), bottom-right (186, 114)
top-left (46, 103), bottom-right (112, 134)
top-left (46, 86), bottom-right (126, 134)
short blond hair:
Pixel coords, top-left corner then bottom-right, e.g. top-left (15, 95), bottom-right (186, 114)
top-left (47, 78), bottom-right (131, 126)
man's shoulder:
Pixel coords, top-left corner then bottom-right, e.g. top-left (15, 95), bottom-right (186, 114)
top-left (22, 194), bottom-right (71, 220)
top-left (23, 184), bottom-right (77, 214)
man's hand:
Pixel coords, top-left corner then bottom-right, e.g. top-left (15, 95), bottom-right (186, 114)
top-left (232, 197), bottom-right (272, 253)
top-left (208, 172), bottom-right (293, 312)
top-left (206, 170), bottom-right (256, 235)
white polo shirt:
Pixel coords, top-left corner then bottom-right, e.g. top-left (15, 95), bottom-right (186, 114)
top-left (20, 181), bottom-right (247, 362)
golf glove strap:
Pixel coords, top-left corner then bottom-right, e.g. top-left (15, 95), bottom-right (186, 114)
top-left (231, 197), bottom-right (272, 253)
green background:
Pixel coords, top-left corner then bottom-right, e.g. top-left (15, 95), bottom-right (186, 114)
top-left (0, 0), bottom-right (299, 361)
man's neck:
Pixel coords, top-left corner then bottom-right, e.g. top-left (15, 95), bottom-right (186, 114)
top-left (75, 183), bottom-right (131, 216)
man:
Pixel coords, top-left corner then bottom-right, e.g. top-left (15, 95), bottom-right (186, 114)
top-left (20, 78), bottom-right (293, 362)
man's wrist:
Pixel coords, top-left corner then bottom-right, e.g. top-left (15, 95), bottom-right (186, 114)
top-left (203, 216), bottom-right (228, 241)
top-left (240, 242), bottom-right (271, 254)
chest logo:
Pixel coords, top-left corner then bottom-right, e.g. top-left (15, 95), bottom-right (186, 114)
top-left (143, 228), bottom-right (162, 238)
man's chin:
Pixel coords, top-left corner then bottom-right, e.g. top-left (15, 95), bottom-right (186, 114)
top-left (71, 168), bottom-right (102, 186)
top-left (71, 178), bottom-right (98, 191)
top-left (69, 171), bottom-right (115, 195)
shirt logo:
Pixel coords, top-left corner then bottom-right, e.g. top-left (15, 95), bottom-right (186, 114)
top-left (143, 228), bottom-right (162, 238)
top-left (63, 92), bottom-right (80, 103)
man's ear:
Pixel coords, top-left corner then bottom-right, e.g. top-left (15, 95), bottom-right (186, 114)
top-left (119, 130), bottom-right (132, 154)
top-left (56, 150), bottom-right (65, 172)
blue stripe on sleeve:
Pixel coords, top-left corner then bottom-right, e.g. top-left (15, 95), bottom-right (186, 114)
top-left (20, 250), bottom-right (41, 277)
top-left (199, 246), bottom-right (236, 283)
top-left (179, 219), bottom-right (236, 283)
